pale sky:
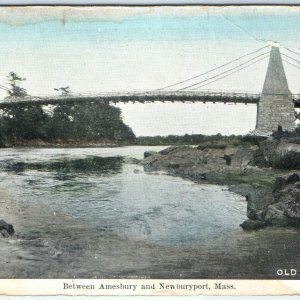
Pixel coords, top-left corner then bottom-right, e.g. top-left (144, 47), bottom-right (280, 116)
top-left (0, 6), bottom-right (299, 136)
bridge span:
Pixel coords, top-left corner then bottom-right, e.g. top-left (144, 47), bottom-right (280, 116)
top-left (0, 90), bottom-right (262, 108)
top-left (1, 89), bottom-right (299, 108)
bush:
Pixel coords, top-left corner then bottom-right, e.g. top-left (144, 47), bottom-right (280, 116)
top-left (271, 151), bottom-right (300, 170)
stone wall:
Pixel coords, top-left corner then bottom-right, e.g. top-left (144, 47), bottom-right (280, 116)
top-left (256, 94), bottom-right (295, 133)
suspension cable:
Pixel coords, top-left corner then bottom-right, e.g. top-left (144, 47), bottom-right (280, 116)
top-left (282, 53), bottom-right (300, 65)
top-left (157, 45), bottom-right (270, 90)
top-left (283, 58), bottom-right (300, 70)
top-left (179, 51), bottom-right (269, 90)
top-left (283, 46), bottom-right (300, 57)
top-left (0, 84), bottom-right (10, 91)
top-left (189, 54), bottom-right (269, 90)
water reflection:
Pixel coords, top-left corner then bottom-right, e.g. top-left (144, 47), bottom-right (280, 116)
top-left (3, 156), bottom-right (123, 175)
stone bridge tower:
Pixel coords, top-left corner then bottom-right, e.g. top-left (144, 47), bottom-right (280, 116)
top-left (256, 46), bottom-right (295, 134)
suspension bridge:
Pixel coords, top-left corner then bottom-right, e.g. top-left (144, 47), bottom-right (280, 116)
top-left (0, 44), bottom-right (300, 134)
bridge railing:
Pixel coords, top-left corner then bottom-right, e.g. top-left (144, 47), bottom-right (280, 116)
top-left (23, 89), bottom-right (262, 101)
top-left (3, 90), bottom-right (300, 104)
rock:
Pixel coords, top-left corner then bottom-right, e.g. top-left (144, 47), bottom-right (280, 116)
top-left (285, 201), bottom-right (300, 219)
top-left (240, 219), bottom-right (267, 231)
top-left (168, 162), bottom-right (180, 169)
top-left (0, 220), bottom-right (14, 237)
top-left (144, 151), bottom-right (157, 159)
top-left (5, 162), bottom-right (26, 172)
top-left (273, 176), bottom-right (287, 192)
top-left (249, 148), bottom-right (268, 167)
top-left (273, 173), bottom-right (300, 192)
top-left (256, 186), bottom-right (300, 226)
top-left (230, 146), bottom-right (258, 168)
top-left (246, 187), bottom-right (274, 220)
top-left (123, 157), bottom-right (140, 164)
top-left (264, 203), bottom-right (291, 226)
top-left (140, 154), bottom-right (160, 167)
top-left (257, 139), bottom-right (280, 163)
top-left (286, 173), bottom-right (300, 184)
top-left (159, 146), bottom-right (185, 155)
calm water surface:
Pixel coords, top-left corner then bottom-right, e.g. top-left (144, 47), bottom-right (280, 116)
top-left (0, 146), bottom-right (246, 247)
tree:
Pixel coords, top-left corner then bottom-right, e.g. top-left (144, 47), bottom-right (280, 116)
top-left (54, 86), bottom-right (71, 96)
top-left (7, 72), bottom-right (27, 97)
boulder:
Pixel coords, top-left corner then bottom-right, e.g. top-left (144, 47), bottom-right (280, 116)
top-left (246, 187), bottom-right (274, 220)
top-left (284, 201), bottom-right (300, 219)
top-left (230, 146), bottom-right (258, 168)
top-left (273, 176), bottom-right (287, 193)
top-left (144, 151), bottom-right (157, 159)
top-left (286, 173), bottom-right (300, 184)
top-left (249, 148), bottom-right (268, 167)
top-left (257, 139), bottom-right (280, 163)
top-left (273, 173), bottom-right (300, 192)
top-left (240, 219), bottom-right (267, 231)
top-left (123, 157), bottom-right (140, 164)
top-left (0, 220), bottom-right (14, 237)
top-left (264, 203), bottom-right (291, 226)
top-left (159, 146), bottom-right (190, 155)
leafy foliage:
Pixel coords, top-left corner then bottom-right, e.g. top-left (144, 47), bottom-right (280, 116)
top-left (0, 101), bottom-right (135, 145)
top-left (6, 72), bottom-right (27, 97)
top-left (54, 86), bottom-right (71, 96)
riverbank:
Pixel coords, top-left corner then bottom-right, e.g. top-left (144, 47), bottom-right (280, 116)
top-left (140, 137), bottom-right (300, 230)
top-left (0, 134), bottom-right (266, 148)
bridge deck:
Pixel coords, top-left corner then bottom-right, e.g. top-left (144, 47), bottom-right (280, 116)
top-left (0, 91), bottom-right (261, 107)
top-left (1, 90), bottom-right (300, 108)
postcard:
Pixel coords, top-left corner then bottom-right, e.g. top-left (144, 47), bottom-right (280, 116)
top-left (0, 5), bottom-right (300, 296)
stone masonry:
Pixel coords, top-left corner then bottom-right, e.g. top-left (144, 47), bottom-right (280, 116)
top-left (256, 46), bottom-right (295, 134)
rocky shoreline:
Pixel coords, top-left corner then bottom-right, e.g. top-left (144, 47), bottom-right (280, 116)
top-left (140, 137), bottom-right (300, 231)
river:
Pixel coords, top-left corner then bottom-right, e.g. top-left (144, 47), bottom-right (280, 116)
top-left (0, 146), bottom-right (299, 278)
top-left (0, 146), bottom-right (245, 247)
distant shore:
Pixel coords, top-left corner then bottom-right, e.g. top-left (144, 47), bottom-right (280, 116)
top-left (0, 134), bottom-right (267, 148)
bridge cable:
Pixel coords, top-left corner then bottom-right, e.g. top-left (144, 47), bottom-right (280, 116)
top-left (281, 53), bottom-right (300, 65)
top-left (156, 45), bottom-right (270, 90)
top-left (178, 51), bottom-right (270, 90)
top-left (282, 58), bottom-right (300, 70)
top-left (0, 84), bottom-right (10, 91)
top-left (283, 46), bottom-right (300, 57)
top-left (189, 54), bottom-right (270, 90)
top-left (0, 87), bottom-right (9, 92)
